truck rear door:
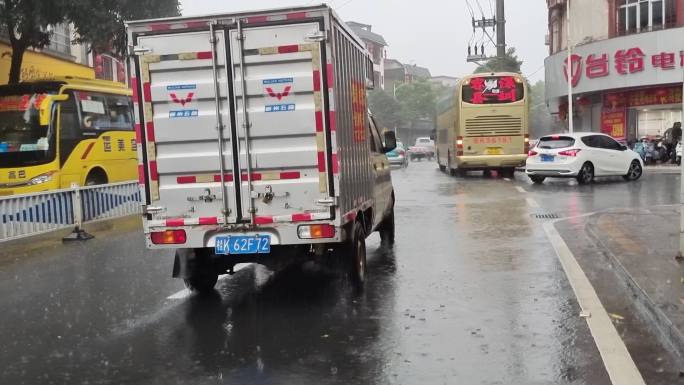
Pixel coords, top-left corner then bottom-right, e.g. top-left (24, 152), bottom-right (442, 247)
top-left (229, 21), bottom-right (332, 223)
top-left (136, 29), bottom-right (238, 224)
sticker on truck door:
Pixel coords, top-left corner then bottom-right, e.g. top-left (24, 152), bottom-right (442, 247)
top-left (263, 77), bottom-right (295, 112)
top-left (167, 84), bottom-right (198, 118)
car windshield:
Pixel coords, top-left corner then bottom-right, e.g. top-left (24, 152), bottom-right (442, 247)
top-left (537, 136), bottom-right (575, 149)
top-left (0, 85), bottom-right (57, 167)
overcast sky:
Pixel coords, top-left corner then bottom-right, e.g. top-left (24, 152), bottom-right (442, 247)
top-left (179, 0), bottom-right (548, 83)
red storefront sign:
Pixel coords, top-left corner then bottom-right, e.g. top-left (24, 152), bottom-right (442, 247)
top-left (564, 48), bottom-right (684, 87)
top-left (603, 86), bottom-right (683, 109)
top-left (601, 108), bottom-right (627, 140)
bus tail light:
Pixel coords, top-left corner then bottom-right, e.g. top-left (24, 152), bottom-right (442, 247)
top-left (456, 136), bottom-right (464, 156)
top-left (151, 230), bottom-right (187, 244)
top-left (558, 149), bottom-right (581, 157)
top-left (298, 224), bottom-right (336, 239)
top-left (524, 134), bottom-right (530, 153)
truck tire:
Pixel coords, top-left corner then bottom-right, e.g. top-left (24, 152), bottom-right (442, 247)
top-left (379, 205), bottom-right (395, 246)
top-left (184, 272), bottom-right (218, 294)
top-left (349, 221), bottom-right (367, 287)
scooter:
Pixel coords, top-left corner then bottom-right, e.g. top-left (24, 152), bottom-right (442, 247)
top-left (676, 141), bottom-right (682, 166)
top-left (644, 141), bottom-right (656, 165)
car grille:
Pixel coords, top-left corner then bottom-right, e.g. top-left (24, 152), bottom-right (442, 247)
top-left (465, 115), bottom-right (523, 137)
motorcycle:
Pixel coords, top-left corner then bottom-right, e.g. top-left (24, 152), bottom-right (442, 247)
top-left (644, 140), bottom-right (656, 165)
top-left (676, 141), bottom-right (682, 166)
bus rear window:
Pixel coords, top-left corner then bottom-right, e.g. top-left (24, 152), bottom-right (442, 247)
top-left (462, 76), bottom-right (524, 104)
top-left (538, 136), bottom-right (575, 149)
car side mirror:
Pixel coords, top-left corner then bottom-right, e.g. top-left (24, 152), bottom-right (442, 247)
top-left (621, 145), bottom-right (628, 151)
top-left (382, 131), bottom-right (397, 153)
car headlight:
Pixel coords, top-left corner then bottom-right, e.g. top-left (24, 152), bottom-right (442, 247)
top-left (27, 171), bottom-right (56, 186)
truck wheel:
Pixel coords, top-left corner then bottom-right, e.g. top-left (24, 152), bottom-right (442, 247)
top-left (349, 221), bottom-right (367, 287)
top-left (184, 271), bottom-right (218, 294)
top-left (379, 205), bottom-right (395, 246)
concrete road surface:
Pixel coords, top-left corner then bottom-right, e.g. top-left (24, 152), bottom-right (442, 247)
top-left (1, 161), bottom-right (682, 385)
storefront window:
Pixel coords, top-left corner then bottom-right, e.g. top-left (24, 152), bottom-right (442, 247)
top-left (618, 0), bottom-right (673, 35)
top-left (637, 108), bottom-right (682, 137)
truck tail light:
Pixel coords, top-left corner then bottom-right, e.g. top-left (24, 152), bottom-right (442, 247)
top-left (558, 149), bottom-right (581, 157)
top-left (298, 224), bottom-right (336, 239)
top-left (151, 230), bottom-right (187, 244)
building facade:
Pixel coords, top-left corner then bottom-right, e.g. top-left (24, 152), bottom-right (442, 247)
top-left (0, 23), bottom-right (94, 84)
top-left (545, 0), bottom-right (684, 141)
top-left (347, 22), bottom-right (387, 90)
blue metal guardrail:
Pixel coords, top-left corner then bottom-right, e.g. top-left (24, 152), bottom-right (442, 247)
top-left (0, 181), bottom-right (141, 242)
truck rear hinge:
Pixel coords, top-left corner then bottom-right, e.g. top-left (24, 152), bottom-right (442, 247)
top-left (143, 206), bottom-right (165, 214)
top-left (305, 30), bottom-right (327, 42)
top-left (131, 46), bottom-right (152, 56)
top-left (316, 197), bottom-right (337, 207)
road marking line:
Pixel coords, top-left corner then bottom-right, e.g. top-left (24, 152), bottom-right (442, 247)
top-left (543, 221), bottom-right (646, 385)
top-left (526, 197), bottom-right (541, 209)
top-left (515, 186), bottom-right (526, 193)
top-left (503, 177), bottom-right (511, 181)
top-left (167, 263), bottom-right (252, 300)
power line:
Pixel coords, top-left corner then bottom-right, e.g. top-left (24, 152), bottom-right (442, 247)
top-left (474, 0), bottom-right (486, 17)
top-left (488, 0), bottom-right (494, 17)
top-left (335, 0), bottom-right (355, 11)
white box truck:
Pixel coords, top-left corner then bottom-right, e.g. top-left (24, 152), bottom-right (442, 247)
top-left (127, 5), bottom-right (397, 292)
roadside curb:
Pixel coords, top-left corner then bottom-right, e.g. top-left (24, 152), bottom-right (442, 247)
top-left (645, 167), bottom-right (681, 174)
top-left (584, 218), bottom-right (684, 364)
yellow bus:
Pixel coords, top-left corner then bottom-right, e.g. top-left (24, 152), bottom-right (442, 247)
top-left (436, 72), bottom-right (529, 178)
top-left (0, 77), bottom-right (136, 196)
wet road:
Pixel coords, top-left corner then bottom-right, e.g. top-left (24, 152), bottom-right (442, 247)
top-left (1, 162), bottom-right (681, 384)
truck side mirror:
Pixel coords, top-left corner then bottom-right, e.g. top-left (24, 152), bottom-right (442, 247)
top-left (382, 131), bottom-right (397, 153)
top-left (39, 94), bottom-right (69, 126)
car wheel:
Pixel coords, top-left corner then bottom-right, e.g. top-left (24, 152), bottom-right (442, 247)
top-left (348, 221), bottom-right (367, 287)
top-left (379, 204), bottom-right (395, 246)
top-left (623, 160), bottom-right (642, 181)
top-left (577, 162), bottom-right (594, 185)
top-left (529, 175), bottom-right (545, 184)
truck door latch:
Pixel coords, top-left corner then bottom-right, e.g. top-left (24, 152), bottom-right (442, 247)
top-left (131, 46), bottom-right (152, 56)
top-left (251, 185), bottom-right (289, 203)
top-left (187, 189), bottom-right (218, 203)
top-left (305, 30), bottom-right (326, 42)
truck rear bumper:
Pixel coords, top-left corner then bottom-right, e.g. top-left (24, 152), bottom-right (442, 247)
top-left (145, 221), bottom-right (343, 250)
top-left (456, 154), bottom-right (528, 169)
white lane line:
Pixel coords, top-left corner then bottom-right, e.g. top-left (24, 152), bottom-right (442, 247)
top-left (543, 221), bottom-right (646, 385)
top-left (503, 177), bottom-right (511, 181)
top-left (526, 197), bottom-right (541, 209)
top-left (167, 263), bottom-right (252, 300)
top-left (515, 186), bottom-right (527, 193)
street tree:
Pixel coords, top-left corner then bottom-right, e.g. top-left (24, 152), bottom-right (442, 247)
top-left (368, 88), bottom-right (401, 131)
top-left (68, 0), bottom-right (180, 56)
top-left (0, 0), bottom-right (68, 84)
top-left (395, 79), bottom-right (437, 124)
top-left (474, 47), bottom-right (523, 74)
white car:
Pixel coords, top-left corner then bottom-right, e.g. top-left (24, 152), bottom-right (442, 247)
top-left (526, 133), bottom-right (643, 184)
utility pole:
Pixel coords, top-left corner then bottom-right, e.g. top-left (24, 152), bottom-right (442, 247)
top-left (566, 0), bottom-right (574, 133)
top-left (496, 0), bottom-right (506, 58)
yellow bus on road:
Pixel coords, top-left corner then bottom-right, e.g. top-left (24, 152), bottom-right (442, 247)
top-left (0, 77), bottom-right (136, 196)
top-left (436, 72), bottom-right (529, 178)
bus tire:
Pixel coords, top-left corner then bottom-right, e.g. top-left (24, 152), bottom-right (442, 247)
top-left (85, 168), bottom-right (108, 186)
top-left (447, 152), bottom-right (456, 176)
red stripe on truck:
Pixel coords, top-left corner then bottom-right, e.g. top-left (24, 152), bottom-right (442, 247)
top-left (134, 124), bottom-right (142, 145)
top-left (196, 51), bottom-right (213, 60)
top-left (149, 23), bottom-right (172, 31)
top-left (143, 83), bottom-right (152, 102)
top-left (247, 15), bottom-right (269, 23)
top-left (214, 174), bottom-right (235, 182)
top-left (137, 165), bottom-right (146, 185)
top-left (146, 122), bottom-right (156, 142)
top-left (165, 218), bottom-right (185, 227)
top-left (278, 45), bottom-right (300, 54)
top-left (149, 161), bottom-right (159, 181)
top-left (198, 217), bottom-right (219, 225)
top-left (131, 77), bottom-right (139, 103)
top-left (327, 64), bottom-right (334, 88)
top-left (331, 154), bottom-right (339, 174)
top-left (279, 171), bottom-right (301, 180)
top-left (176, 176), bottom-right (196, 184)
top-left (255, 216), bottom-right (274, 225)
top-left (315, 111), bottom-right (324, 133)
top-left (317, 152), bottom-right (326, 172)
top-left (286, 12), bottom-right (308, 20)
top-left (184, 21), bottom-right (208, 29)
top-left (313, 70), bottom-right (321, 92)
top-left (292, 213), bottom-right (312, 222)
top-left (328, 111), bottom-right (336, 132)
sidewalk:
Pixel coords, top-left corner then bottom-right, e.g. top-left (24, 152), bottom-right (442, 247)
top-left (586, 207), bottom-right (684, 359)
top-left (645, 164), bottom-right (681, 174)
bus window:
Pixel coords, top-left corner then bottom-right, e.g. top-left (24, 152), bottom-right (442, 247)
top-left (462, 76), bottom-right (525, 104)
top-left (105, 95), bottom-right (134, 131)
